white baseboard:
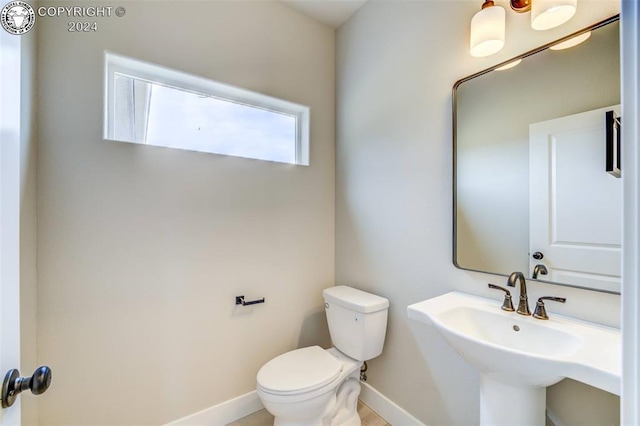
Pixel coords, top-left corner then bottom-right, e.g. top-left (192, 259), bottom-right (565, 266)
top-left (166, 383), bottom-right (567, 426)
top-left (359, 382), bottom-right (425, 426)
top-left (166, 383), bottom-right (424, 426)
top-left (545, 407), bottom-right (566, 426)
top-left (165, 390), bottom-right (264, 426)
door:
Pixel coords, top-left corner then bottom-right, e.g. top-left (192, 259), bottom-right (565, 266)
top-left (1, 26), bottom-right (24, 425)
top-left (529, 105), bottom-right (622, 292)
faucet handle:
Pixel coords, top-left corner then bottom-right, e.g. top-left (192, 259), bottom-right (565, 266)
top-left (488, 284), bottom-right (515, 312)
top-left (532, 296), bottom-right (567, 320)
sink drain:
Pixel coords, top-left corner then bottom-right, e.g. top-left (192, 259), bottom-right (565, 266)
top-left (513, 325), bottom-right (520, 332)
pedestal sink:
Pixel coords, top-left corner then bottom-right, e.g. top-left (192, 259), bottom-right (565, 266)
top-left (407, 292), bottom-right (620, 426)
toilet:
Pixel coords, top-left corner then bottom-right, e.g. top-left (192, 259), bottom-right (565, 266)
top-left (256, 286), bottom-right (389, 426)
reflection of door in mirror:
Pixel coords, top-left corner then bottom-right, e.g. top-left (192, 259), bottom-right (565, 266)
top-left (529, 105), bottom-right (621, 292)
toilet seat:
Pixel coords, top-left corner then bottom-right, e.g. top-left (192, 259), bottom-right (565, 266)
top-left (257, 346), bottom-right (343, 395)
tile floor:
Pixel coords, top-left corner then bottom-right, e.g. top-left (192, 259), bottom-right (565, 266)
top-left (226, 400), bottom-right (391, 426)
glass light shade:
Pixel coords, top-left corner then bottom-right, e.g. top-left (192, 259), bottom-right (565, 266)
top-left (496, 59), bottom-right (522, 71)
top-left (470, 5), bottom-right (506, 57)
top-left (549, 31), bottom-right (591, 50)
top-left (531, 0), bottom-right (577, 31)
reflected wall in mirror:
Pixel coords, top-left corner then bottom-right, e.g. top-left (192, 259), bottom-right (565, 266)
top-left (454, 17), bottom-right (621, 293)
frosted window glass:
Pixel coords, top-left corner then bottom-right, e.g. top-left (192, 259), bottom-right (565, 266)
top-left (113, 74), bottom-right (298, 164)
top-left (105, 53), bottom-right (309, 165)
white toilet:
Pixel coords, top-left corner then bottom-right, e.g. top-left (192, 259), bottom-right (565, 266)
top-left (256, 286), bottom-right (389, 426)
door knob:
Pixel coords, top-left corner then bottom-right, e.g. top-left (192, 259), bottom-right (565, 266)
top-left (1, 366), bottom-right (52, 408)
top-left (532, 251), bottom-right (544, 260)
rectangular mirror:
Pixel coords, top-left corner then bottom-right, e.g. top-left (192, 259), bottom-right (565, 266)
top-left (454, 16), bottom-right (621, 293)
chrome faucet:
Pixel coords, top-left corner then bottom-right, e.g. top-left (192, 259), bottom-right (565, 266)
top-left (507, 272), bottom-right (531, 316)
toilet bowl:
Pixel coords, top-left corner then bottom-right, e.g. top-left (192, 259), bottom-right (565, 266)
top-left (256, 286), bottom-right (389, 426)
top-left (257, 347), bottom-right (361, 426)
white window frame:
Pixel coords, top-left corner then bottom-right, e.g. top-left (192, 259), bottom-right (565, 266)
top-left (104, 51), bottom-right (310, 165)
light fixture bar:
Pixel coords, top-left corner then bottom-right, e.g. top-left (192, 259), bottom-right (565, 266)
top-left (510, 0), bottom-right (531, 13)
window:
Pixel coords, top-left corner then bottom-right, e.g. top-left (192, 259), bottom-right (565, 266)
top-left (104, 52), bottom-right (310, 165)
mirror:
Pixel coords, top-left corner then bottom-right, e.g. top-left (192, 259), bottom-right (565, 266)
top-left (454, 16), bottom-right (621, 293)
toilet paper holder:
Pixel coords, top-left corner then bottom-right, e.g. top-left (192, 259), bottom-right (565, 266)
top-left (235, 295), bottom-right (265, 306)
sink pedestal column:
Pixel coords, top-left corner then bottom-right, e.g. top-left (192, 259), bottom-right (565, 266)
top-left (480, 376), bottom-right (546, 426)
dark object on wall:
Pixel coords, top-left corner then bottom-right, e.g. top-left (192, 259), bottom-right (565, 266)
top-left (235, 295), bottom-right (265, 306)
top-left (606, 110), bottom-right (622, 178)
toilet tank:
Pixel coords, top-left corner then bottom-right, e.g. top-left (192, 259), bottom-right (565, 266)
top-left (323, 286), bottom-right (389, 361)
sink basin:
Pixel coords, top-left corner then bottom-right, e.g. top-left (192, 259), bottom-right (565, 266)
top-left (431, 304), bottom-right (583, 387)
top-left (440, 306), bottom-right (581, 359)
top-left (408, 292), bottom-right (621, 425)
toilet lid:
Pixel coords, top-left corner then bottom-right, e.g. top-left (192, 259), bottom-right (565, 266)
top-left (257, 346), bottom-right (343, 394)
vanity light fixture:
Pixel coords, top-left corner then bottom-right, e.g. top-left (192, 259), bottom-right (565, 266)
top-left (470, 0), bottom-right (506, 57)
top-left (470, 0), bottom-right (578, 57)
top-left (495, 58), bottom-right (522, 70)
top-left (549, 31), bottom-right (591, 50)
top-left (531, 0), bottom-right (577, 31)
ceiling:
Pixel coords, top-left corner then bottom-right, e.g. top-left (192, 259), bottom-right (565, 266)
top-left (280, 0), bottom-right (368, 28)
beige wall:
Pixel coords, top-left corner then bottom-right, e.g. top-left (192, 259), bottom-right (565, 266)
top-left (336, 1), bottom-right (620, 425)
top-left (36, 1), bottom-right (335, 424)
